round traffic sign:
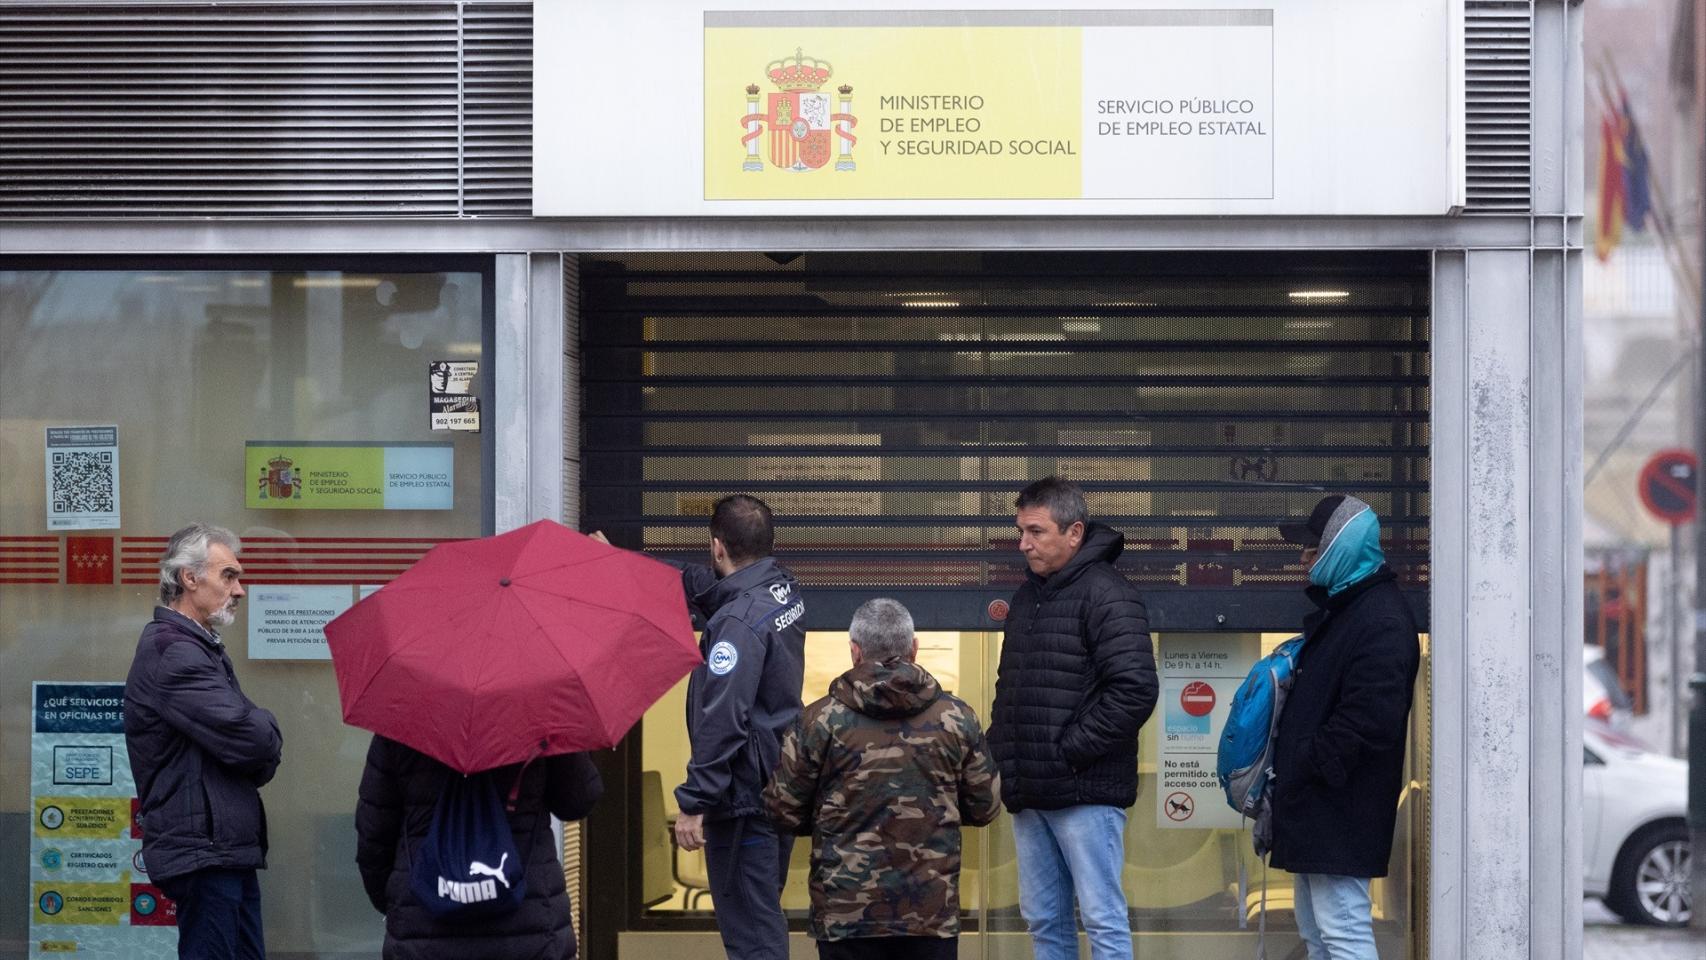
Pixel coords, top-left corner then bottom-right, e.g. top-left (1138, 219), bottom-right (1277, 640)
top-left (1638, 449), bottom-right (1698, 526)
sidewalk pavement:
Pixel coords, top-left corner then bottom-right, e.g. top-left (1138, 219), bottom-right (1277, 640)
top-left (1583, 899), bottom-right (1705, 960)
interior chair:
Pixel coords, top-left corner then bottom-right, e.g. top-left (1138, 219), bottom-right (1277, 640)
top-left (641, 769), bottom-right (712, 910)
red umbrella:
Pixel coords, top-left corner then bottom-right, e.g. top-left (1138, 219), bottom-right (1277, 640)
top-left (325, 519), bottom-right (699, 774)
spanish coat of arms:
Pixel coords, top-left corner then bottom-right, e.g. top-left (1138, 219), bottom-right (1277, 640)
top-left (740, 49), bottom-right (858, 172)
top-left (258, 456), bottom-right (301, 500)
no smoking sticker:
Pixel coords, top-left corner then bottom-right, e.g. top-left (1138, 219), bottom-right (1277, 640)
top-left (1180, 681), bottom-right (1216, 717)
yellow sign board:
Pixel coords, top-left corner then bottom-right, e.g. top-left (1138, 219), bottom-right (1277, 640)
top-left (245, 441), bottom-right (454, 511)
top-left (706, 26), bottom-right (1083, 200)
top-left (537, 4), bottom-right (1463, 216)
top-left (33, 881), bottom-right (130, 926)
top-left (34, 797), bottom-right (129, 840)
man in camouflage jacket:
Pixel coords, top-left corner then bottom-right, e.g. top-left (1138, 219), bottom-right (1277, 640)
top-left (765, 598), bottom-right (1001, 960)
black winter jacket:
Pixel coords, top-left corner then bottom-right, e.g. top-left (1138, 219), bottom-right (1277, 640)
top-left (988, 524), bottom-right (1159, 811)
top-left (1269, 567), bottom-right (1420, 878)
top-left (354, 736), bottom-right (603, 960)
top-left (675, 557), bottom-right (806, 820)
top-left (124, 607), bottom-right (282, 883)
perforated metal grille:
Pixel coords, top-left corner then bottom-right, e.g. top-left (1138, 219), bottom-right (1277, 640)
top-left (462, 2), bottom-right (530, 216)
top-left (581, 252), bottom-right (1430, 628)
top-left (1464, 0), bottom-right (1533, 212)
top-left (0, 1), bottom-right (530, 217)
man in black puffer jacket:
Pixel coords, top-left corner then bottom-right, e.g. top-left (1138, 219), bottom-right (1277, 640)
top-left (988, 477), bottom-right (1157, 960)
top-left (354, 736), bottom-right (603, 960)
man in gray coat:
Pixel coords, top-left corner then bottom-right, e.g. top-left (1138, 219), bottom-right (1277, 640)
top-left (124, 523), bottom-right (282, 960)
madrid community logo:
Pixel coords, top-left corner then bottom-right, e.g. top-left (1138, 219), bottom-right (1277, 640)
top-left (740, 48), bottom-right (858, 172)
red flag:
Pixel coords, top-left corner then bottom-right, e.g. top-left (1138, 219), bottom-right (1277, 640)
top-left (65, 535), bottom-right (114, 585)
top-left (1594, 107), bottom-right (1627, 262)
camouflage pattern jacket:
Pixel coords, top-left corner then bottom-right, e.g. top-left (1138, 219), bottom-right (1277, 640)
top-left (764, 657), bottom-right (1001, 941)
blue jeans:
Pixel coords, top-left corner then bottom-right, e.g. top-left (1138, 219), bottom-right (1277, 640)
top-left (1293, 873), bottom-right (1377, 960)
top-left (156, 868), bottom-right (265, 960)
top-left (1011, 806), bottom-right (1132, 960)
top-left (704, 815), bottom-right (792, 960)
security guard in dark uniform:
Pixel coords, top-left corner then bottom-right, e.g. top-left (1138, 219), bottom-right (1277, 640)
top-left (673, 494), bottom-right (806, 960)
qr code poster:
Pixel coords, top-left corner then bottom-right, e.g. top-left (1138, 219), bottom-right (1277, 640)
top-left (44, 426), bottom-right (121, 531)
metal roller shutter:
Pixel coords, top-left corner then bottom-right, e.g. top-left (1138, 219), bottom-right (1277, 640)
top-left (580, 251), bottom-right (1431, 631)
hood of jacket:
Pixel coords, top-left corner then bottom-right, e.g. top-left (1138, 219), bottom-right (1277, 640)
top-left (1307, 499), bottom-right (1385, 596)
top-left (830, 658), bottom-right (941, 720)
top-left (1029, 521), bottom-right (1125, 594)
top-left (693, 556), bottom-right (790, 615)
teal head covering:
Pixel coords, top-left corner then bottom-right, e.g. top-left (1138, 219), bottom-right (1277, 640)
top-left (1307, 497), bottom-right (1385, 595)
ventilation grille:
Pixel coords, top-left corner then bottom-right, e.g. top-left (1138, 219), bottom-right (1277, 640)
top-left (1463, 0), bottom-right (1532, 213)
top-left (463, 2), bottom-right (531, 216)
top-left (0, 1), bottom-right (532, 217)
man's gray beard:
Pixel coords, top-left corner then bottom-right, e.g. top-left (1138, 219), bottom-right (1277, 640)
top-left (208, 604), bottom-right (237, 628)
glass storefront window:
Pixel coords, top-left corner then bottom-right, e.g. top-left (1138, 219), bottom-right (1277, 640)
top-left (630, 629), bottom-right (1428, 959)
top-left (0, 262), bottom-right (491, 958)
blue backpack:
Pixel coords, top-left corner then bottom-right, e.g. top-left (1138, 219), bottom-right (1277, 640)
top-left (409, 770), bottom-right (531, 923)
top-left (1216, 634), bottom-right (1306, 856)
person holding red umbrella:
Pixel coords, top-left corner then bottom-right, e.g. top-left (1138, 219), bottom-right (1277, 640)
top-left (656, 494), bottom-right (807, 960)
top-left (354, 738), bottom-right (602, 960)
top-left (326, 517), bottom-right (704, 959)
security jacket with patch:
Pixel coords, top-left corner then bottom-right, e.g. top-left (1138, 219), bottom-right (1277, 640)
top-left (124, 606), bottom-right (283, 882)
top-left (765, 658), bottom-right (1000, 941)
top-left (987, 523), bottom-right (1158, 812)
top-left (675, 557), bottom-right (807, 820)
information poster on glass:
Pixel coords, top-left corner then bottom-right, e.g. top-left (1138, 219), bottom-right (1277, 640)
top-left (30, 682), bottom-right (177, 959)
top-left (1156, 635), bottom-right (1255, 829)
top-left (44, 426), bottom-right (121, 531)
top-left (247, 584), bottom-right (355, 660)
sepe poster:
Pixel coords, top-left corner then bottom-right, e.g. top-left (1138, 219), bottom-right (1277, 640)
top-left (30, 682), bottom-right (177, 959)
top-left (1155, 635), bottom-right (1257, 830)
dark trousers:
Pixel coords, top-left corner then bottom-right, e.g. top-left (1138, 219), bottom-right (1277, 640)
top-left (157, 868), bottom-right (265, 960)
top-left (704, 814), bottom-right (793, 960)
top-left (816, 936), bottom-right (958, 960)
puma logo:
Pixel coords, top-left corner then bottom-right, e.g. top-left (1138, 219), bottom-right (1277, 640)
top-left (468, 853), bottom-right (510, 889)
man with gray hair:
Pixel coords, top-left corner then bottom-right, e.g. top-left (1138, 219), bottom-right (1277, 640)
top-left (765, 599), bottom-right (1000, 959)
top-left (124, 523), bottom-right (282, 959)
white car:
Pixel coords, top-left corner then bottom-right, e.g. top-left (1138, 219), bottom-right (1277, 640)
top-left (1582, 645), bottom-right (1634, 728)
top-left (1583, 722), bottom-right (1692, 925)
